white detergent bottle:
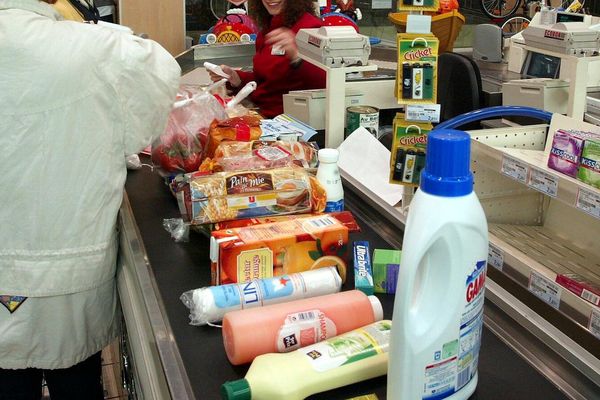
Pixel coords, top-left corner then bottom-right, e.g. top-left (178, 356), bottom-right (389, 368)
top-left (388, 129), bottom-right (488, 400)
top-left (316, 148), bottom-right (344, 212)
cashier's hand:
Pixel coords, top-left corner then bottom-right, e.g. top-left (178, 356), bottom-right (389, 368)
top-left (208, 65), bottom-right (242, 88)
top-left (265, 28), bottom-right (299, 61)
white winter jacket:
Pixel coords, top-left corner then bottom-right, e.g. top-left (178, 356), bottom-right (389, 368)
top-left (0, 0), bottom-right (181, 297)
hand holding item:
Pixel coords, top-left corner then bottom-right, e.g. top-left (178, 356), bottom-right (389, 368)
top-left (265, 27), bottom-right (299, 61)
top-left (207, 63), bottom-right (242, 88)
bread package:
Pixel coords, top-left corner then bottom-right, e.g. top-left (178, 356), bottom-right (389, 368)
top-left (175, 167), bottom-right (326, 224)
top-left (205, 115), bottom-right (262, 158)
top-left (200, 140), bottom-right (319, 173)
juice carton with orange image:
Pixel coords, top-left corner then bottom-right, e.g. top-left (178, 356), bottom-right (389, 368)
top-left (209, 212), bottom-right (360, 285)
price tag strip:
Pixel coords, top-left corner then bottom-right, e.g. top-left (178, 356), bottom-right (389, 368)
top-left (589, 308), bottom-right (600, 340)
top-left (405, 104), bottom-right (441, 123)
top-left (528, 271), bottom-right (562, 309)
top-left (488, 243), bottom-right (504, 271)
top-left (527, 168), bottom-right (558, 198)
top-left (576, 187), bottom-right (600, 220)
top-left (501, 155), bottom-right (528, 184)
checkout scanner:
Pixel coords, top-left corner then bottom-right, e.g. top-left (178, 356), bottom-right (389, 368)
top-left (286, 26), bottom-right (398, 131)
top-left (498, 13), bottom-right (600, 116)
top-left (295, 26), bottom-right (371, 68)
top-left (521, 21), bottom-right (600, 56)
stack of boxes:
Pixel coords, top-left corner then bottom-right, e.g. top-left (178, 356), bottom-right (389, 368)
top-left (547, 128), bottom-right (600, 189)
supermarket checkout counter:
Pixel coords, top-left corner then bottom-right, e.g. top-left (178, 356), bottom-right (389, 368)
top-left (116, 157), bottom-right (575, 400)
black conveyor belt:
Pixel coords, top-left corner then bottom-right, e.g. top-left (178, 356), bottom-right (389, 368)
top-left (124, 161), bottom-right (568, 400)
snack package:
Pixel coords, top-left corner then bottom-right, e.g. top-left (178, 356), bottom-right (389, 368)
top-left (205, 115), bottom-right (263, 158)
top-left (151, 90), bottom-right (227, 173)
top-left (173, 167), bottom-right (327, 225)
top-left (200, 140), bottom-right (319, 173)
top-left (396, 34), bottom-right (439, 104)
top-left (389, 113), bottom-right (431, 187)
top-left (210, 212), bottom-right (361, 285)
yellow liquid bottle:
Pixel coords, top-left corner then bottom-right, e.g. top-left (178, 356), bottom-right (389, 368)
top-left (221, 320), bottom-right (392, 400)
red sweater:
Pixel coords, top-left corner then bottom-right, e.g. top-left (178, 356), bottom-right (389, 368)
top-left (236, 13), bottom-right (326, 118)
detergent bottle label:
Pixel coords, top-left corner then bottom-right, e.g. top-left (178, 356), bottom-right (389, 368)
top-left (422, 260), bottom-right (486, 399)
top-left (456, 260), bottom-right (486, 388)
top-left (303, 320), bottom-right (392, 373)
top-left (276, 309), bottom-right (337, 352)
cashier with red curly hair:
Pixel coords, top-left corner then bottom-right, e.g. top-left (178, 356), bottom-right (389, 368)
top-left (209, 0), bottom-right (326, 118)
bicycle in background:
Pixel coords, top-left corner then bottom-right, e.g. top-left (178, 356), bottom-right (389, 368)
top-left (480, 0), bottom-right (588, 37)
top-left (479, 0), bottom-right (586, 21)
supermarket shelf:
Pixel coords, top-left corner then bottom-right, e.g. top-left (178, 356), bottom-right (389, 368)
top-left (488, 223), bottom-right (600, 333)
top-left (472, 140), bottom-right (600, 221)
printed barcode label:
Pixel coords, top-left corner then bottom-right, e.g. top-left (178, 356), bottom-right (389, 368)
top-left (589, 308), bottom-right (600, 339)
top-left (582, 289), bottom-right (600, 306)
top-left (405, 104), bottom-right (441, 123)
top-left (488, 243), bottom-right (504, 271)
top-left (527, 168), bottom-right (558, 197)
top-left (528, 271), bottom-right (562, 309)
top-left (456, 368), bottom-right (470, 390)
top-left (501, 156), bottom-right (528, 184)
top-left (576, 188), bottom-right (600, 220)
top-left (308, 216), bottom-right (335, 228)
top-left (297, 311), bottom-right (316, 320)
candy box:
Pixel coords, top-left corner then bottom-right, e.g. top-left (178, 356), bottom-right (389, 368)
top-left (210, 213), bottom-right (360, 285)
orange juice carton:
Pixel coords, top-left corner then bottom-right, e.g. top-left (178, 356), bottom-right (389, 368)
top-left (210, 212), bottom-right (360, 285)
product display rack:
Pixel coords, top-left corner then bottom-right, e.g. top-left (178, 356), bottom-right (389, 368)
top-left (467, 114), bottom-right (600, 354)
top-left (340, 112), bottom-right (600, 392)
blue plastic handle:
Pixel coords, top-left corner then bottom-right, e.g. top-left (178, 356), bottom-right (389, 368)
top-left (433, 106), bottom-right (552, 131)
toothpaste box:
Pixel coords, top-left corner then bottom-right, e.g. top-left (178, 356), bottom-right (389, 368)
top-left (373, 249), bottom-right (401, 294)
top-left (353, 241), bottom-right (374, 295)
top-left (547, 129), bottom-right (585, 178)
top-left (577, 136), bottom-right (600, 189)
top-left (556, 273), bottom-right (600, 307)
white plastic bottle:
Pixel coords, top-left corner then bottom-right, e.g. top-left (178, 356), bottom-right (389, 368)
top-left (316, 148), bottom-right (344, 212)
top-left (388, 129), bottom-right (489, 400)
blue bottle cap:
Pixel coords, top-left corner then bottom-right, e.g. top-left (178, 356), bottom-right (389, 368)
top-left (420, 129), bottom-right (473, 197)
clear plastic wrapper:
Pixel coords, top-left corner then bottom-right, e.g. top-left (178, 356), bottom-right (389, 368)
top-left (180, 267), bottom-right (342, 326)
top-left (172, 167), bottom-right (327, 225)
top-left (163, 218), bottom-right (190, 242)
top-left (199, 140), bottom-right (319, 173)
top-left (151, 90), bottom-right (228, 173)
top-left (205, 115), bottom-right (263, 158)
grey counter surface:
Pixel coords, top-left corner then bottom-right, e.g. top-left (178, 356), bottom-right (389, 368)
top-left (122, 158), bottom-right (569, 399)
